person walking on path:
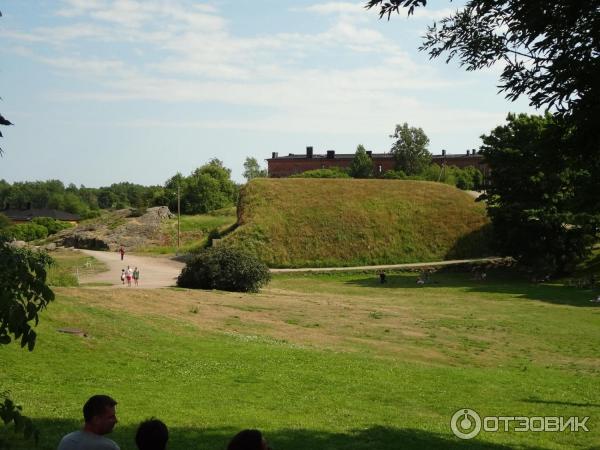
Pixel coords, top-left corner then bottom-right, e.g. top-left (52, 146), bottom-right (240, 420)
top-left (120, 269), bottom-right (125, 285)
top-left (126, 266), bottom-right (133, 287)
top-left (119, 246), bottom-right (125, 261)
top-left (133, 267), bottom-right (140, 286)
top-left (57, 394), bottom-right (120, 450)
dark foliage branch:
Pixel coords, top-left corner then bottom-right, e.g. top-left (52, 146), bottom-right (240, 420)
top-left (0, 238), bottom-right (55, 350)
top-left (0, 391), bottom-right (39, 449)
top-left (366, 0), bottom-right (599, 116)
top-left (365, 0), bottom-right (427, 19)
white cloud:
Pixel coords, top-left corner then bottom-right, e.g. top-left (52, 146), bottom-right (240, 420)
top-left (411, 8), bottom-right (455, 21)
top-left (5, 0), bottom-right (493, 139)
top-left (303, 2), bottom-right (365, 15)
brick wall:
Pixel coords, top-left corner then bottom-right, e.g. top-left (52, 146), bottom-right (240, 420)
top-left (267, 153), bottom-right (488, 178)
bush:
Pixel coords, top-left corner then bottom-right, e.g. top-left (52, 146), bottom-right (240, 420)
top-left (177, 246), bottom-right (270, 292)
top-left (0, 213), bottom-right (11, 229)
top-left (31, 217), bottom-right (73, 235)
top-left (383, 170), bottom-right (406, 179)
top-left (289, 168), bottom-right (350, 178)
top-left (4, 223), bottom-right (48, 241)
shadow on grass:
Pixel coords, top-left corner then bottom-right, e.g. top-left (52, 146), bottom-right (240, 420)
top-left (3, 420), bottom-right (555, 450)
top-left (344, 270), bottom-right (599, 308)
top-left (522, 397), bottom-right (600, 408)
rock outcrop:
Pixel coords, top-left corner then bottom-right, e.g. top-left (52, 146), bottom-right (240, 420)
top-left (54, 206), bottom-right (175, 251)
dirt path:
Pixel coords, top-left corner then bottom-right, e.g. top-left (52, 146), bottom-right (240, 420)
top-left (270, 257), bottom-right (507, 273)
top-left (79, 249), bottom-right (506, 287)
top-left (79, 249), bottom-right (185, 289)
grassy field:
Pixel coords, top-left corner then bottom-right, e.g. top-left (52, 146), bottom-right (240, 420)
top-left (1, 269), bottom-right (599, 450)
top-left (138, 208), bottom-right (237, 255)
top-left (226, 178), bottom-right (491, 268)
top-left (46, 248), bottom-right (108, 287)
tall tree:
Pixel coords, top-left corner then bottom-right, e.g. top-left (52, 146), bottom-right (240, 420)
top-left (243, 157), bottom-right (268, 181)
top-left (390, 123), bottom-right (431, 175)
top-left (480, 113), bottom-right (595, 274)
top-left (182, 159), bottom-right (237, 214)
top-left (349, 145), bottom-right (374, 178)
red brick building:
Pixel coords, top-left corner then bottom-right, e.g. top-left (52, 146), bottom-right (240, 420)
top-left (267, 147), bottom-right (489, 178)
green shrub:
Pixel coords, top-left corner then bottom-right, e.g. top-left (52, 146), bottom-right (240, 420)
top-left (4, 223), bottom-right (48, 241)
top-left (289, 168), bottom-right (350, 178)
top-left (0, 213), bottom-right (11, 229)
top-left (177, 246), bottom-right (270, 292)
top-left (31, 217), bottom-right (73, 235)
top-left (383, 170), bottom-right (406, 179)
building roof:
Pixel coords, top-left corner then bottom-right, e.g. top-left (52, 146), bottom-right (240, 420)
top-left (2, 208), bottom-right (81, 221)
top-left (267, 152), bottom-right (483, 160)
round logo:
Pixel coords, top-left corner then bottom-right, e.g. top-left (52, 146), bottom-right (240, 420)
top-left (451, 408), bottom-right (482, 440)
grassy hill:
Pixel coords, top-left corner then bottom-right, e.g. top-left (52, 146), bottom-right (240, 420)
top-left (224, 179), bottom-right (491, 267)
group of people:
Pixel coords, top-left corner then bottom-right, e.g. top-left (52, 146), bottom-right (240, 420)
top-left (120, 266), bottom-right (140, 287)
top-left (57, 395), bottom-right (271, 450)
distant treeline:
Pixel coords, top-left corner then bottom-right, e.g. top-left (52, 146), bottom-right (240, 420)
top-left (0, 159), bottom-right (239, 218)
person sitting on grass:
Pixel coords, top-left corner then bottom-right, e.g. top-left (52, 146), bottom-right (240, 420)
top-left (227, 429), bottom-right (270, 450)
top-left (57, 394), bottom-right (120, 450)
top-left (135, 418), bottom-right (168, 450)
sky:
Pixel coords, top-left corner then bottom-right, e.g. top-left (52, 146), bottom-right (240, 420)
top-left (0, 0), bottom-right (536, 186)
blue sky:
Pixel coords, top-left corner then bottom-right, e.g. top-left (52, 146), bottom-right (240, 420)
top-left (0, 0), bottom-right (535, 186)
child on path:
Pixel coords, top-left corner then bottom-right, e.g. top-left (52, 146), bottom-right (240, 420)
top-left (126, 266), bottom-right (133, 287)
top-left (133, 267), bottom-right (140, 286)
top-left (120, 269), bottom-right (125, 285)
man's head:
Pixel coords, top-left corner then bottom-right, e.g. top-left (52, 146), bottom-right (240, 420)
top-left (83, 395), bottom-right (118, 435)
top-left (135, 419), bottom-right (169, 450)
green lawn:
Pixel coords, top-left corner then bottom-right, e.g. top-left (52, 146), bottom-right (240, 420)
top-left (46, 249), bottom-right (108, 287)
top-left (136, 210), bottom-right (236, 255)
top-left (1, 270), bottom-right (599, 450)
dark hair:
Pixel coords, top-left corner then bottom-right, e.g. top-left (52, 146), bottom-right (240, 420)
top-left (83, 395), bottom-right (117, 423)
top-left (135, 419), bottom-right (169, 450)
top-left (227, 429), bottom-right (264, 450)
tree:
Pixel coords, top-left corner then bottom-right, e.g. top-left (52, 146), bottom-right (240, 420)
top-left (390, 123), bottom-right (431, 175)
top-left (0, 238), bottom-right (54, 349)
top-left (349, 145), bottom-right (374, 178)
top-left (243, 157), bottom-right (267, 181)
top-left (180, 159), bottom-right (237, 214)
top-left (366, 0), bottom-right (600, 212)
top-left (0, 12), bottom-right (48, 447)
top-left (480, 113), bottom-right (595, 274)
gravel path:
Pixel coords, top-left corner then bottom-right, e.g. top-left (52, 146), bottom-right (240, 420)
top-left (79, 249), bottom-right (185, 289)
top-left (79, 249), bottom-right (506, 287)
top-left (270, 257), bottom-right (506, 273)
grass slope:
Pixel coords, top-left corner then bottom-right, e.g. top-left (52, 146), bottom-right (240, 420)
top-left (139, 208), bottom-right (236, 255)
top-left (1, 272), bottom-right (598, 450)
top-left (226, 178), bottom-right (491, 267)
